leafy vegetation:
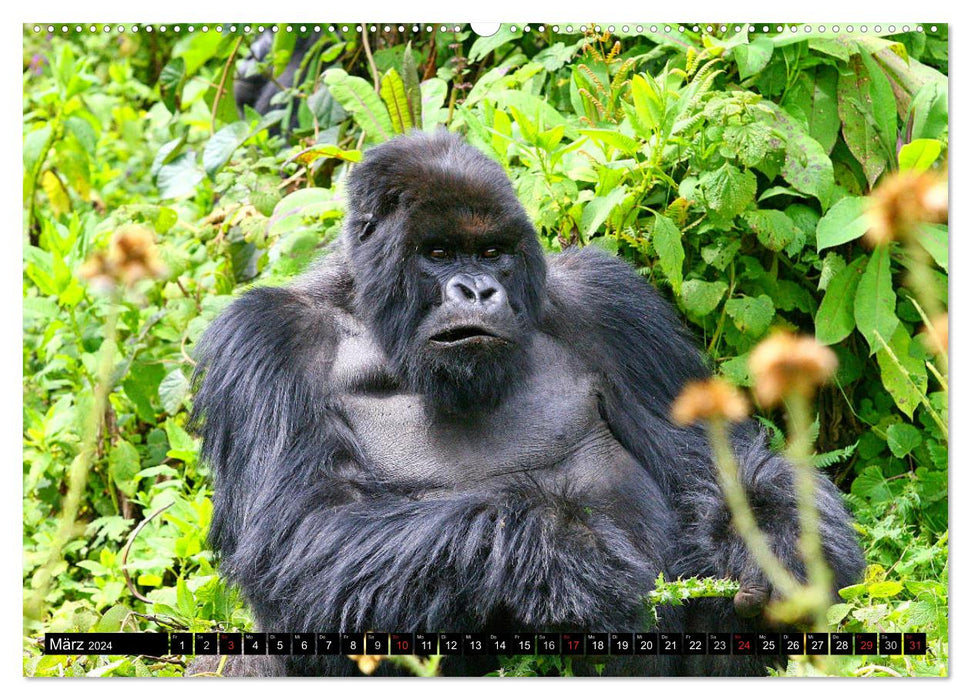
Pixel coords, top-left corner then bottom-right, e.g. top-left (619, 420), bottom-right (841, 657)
top-left (23, 23), bottom-right (948, 677)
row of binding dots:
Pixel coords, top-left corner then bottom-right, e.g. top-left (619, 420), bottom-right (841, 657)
top-left (31, 24), bottom-right (937, 35)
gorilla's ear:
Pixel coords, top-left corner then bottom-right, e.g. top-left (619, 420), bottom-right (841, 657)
top-left (358, 216), bottom-right (376, 242)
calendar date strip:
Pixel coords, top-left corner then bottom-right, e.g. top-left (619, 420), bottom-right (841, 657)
top-left (44, 631), bottom-right (927, 657)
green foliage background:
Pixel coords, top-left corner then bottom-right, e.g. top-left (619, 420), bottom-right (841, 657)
top-left (22, 23), bottom-right (948, 677)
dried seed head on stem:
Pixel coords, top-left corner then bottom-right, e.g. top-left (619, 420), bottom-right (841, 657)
top-left (347, 654), bottom-right (384, 675)
top-left (79, 224), bottom-right (167, 289)
top-left (749, 332), bottom-right (838, 407)
top-left (670, 377), bottom-right (750, 426)
top-left (922, 313), bottom-right (948, 357)
top-left (865, 171), bottom-right (948, 247)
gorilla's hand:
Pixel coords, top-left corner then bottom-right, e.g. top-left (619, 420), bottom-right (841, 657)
top-left (733, 566), bottom-right (772, 618)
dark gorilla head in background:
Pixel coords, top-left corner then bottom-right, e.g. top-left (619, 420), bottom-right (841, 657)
top-left (343, 131), bottom-right (548, 415)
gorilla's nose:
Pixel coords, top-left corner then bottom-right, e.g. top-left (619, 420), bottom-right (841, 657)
top-left (444, 273), bottom-right (507, 310)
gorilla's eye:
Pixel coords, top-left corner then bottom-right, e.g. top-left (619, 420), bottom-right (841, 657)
top-left (482, 247), bottom-right (501, 259)
top-left (428, 248), bottom-right (449, 260)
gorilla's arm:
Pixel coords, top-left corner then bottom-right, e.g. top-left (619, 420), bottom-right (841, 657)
top-left (192, 273), bottom-right (672, 640)
top-left (545, 247), bottom-right (864, 605)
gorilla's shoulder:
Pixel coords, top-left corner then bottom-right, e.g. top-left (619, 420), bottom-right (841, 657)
top-left (545, 245), bottom-right (677, 321)
top-left (543, 246), bottom-right (708, 386)
top-left (195, 252), bottom-right (354, 390)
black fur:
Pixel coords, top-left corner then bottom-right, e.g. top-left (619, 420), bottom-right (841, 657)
top-left (234, 31), bottom-right (321, 132)
top-left (191, 131), bottom-right (864, 677)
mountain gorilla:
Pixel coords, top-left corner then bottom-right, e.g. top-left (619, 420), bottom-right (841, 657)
top-left (234, 30), bottom-right (321, 132)
top-left (191, 131), bottom-right (863, 676)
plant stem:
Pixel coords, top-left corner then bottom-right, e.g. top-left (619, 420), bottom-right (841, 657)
top-left (211, 37), bottom-right (244, 135)
top-left (24, 298), bottom-right (120, 623)
top-left (784, 392), bottom-right (834, 628)
top-left (707, 418), bottom-right (800, 597)
top-left (25, 114), bottom-right (63, 241)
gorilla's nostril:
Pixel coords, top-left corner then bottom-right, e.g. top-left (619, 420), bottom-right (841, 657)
top-left (444, 273), bottom-right (508, 308)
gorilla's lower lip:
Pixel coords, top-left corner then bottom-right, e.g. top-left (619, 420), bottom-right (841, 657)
top-left (429, 326), bottom-right (502, 345)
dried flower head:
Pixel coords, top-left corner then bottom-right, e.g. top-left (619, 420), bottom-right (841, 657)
top-left (749, 332), bottom-right (838, 406)
top-left (78, 225), bottom-right (167, 289)
top-left (866, 171), bottom-right (948, 246)
top-left (671, 378), bottom-right (750, 426)
top-left (922, 313), bottom-right (948, 356)
top-left (347, 654), bottom-right (383, 675)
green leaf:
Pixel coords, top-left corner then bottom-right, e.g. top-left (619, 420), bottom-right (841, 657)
top-left (680, 279), bottom-right (728, 317)
top-left (898, 138), bottom-right (943, 172)
top-left (733, 38), bottom-right (773, 79)
top-left (816, 255), bottom-right (867, 345)
top-left (164, 419), bottom-right (198, 463)
top-left (629, 74), bottom-right (664, 135)
top-left (159, 57), bottom-right (186, 113)
top-left (859, 49), bottom-right (898, 156)
top-left (837, 56), bottom-right (890, 187)
top-left (155, 207), bottom-right (178, 234)
top-left (159, 369), bottom-right (190, 415)
top-left (816, 196), bottom-right (869, 251)
top-left (379, 68), bottom-right (415, 134)
top-left (700, 163), bottom-right (757, 219)
top-left (886, 423), bottom-right (922, 458)
top-left (915, 224), bottom-right (948, 272)
top-left (156, 152), bottom-right (204, 200)
top-left (150, 133), bottom-right (188, 179)
top-left (122, 363), bottom-right (166, 424)
top-left (493, 89), bottom-right (570, 134)
top-left (202, 121), bottom-right (250, 178)
top-left (580, 188), bottom-right (627, 241)
top-left (805, 66), bottom-right (840, 153)
top-left (652, 215), bottom-right (685, 294)
top-left (772, 108), bottom-right (835, 208)
top-left (291, 144), bottom-right (362, 167)
top-left (94, 605), bottom-right (132, 633)
top-left (270, 30), bottom-right (297, 78)
top-left (323, 68), bottom-right (394, 143)
top-left (580, 128), bottom-right (639, 156)
top-left (175, 30), bottom-right (228, 76)
top-left (23, 124), bottom-right (52, 173)
top-left (911, 81), bottom-right (948, 141)
top-left (808, 37), bottom-right (854, 62)
top-left (176, 578), bottom-right (195, 620)
top-left (854, 246), bottom-right (899, 355)
top-left (827, 603), bottom-right (853, 626)
top-left (108, 440), bottom-right (141, 497)
top-left (867, 581), bottom-right (904, 598)
top-left (720, 354), bottom-right (753, 387)
top-left (468, 24), bottom-right (522, 62)
top-left (419, 78), bottom-right (449, 130)
top-left (725, 294), bottom-right (775, 338)
top-left (876, 325), bottom-right (928, 418)
top-left (741, 210), bottom-right (801, 252)
top-left (65, 115), bottom-right (98, 155)
top-left (268, 187), bottom-right (342, 238)
top-left (306, 85), bottom-right (347, 130)
top-left (849, 465), bottom-right (892, 503)
top-left (400, 42), bottom-right (423, 130)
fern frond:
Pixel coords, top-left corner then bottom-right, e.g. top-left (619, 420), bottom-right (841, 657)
top-left (578, 87), bottom-right (607, 119)
top-left (578, 64), bottom-right (607, 96)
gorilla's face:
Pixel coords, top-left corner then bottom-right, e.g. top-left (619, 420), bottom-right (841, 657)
top-left (343, 133), bottom-right (547, 415)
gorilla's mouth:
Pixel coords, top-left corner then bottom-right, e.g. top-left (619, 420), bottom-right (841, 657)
top-left (429, 325), bottom-right (503, 346)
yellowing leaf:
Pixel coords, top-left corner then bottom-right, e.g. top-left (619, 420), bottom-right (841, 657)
top-left (41, 170), bottom-right (70, 215)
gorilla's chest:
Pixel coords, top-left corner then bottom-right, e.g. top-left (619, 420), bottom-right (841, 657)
top-left (332, 330), bottom-right (612, 487)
